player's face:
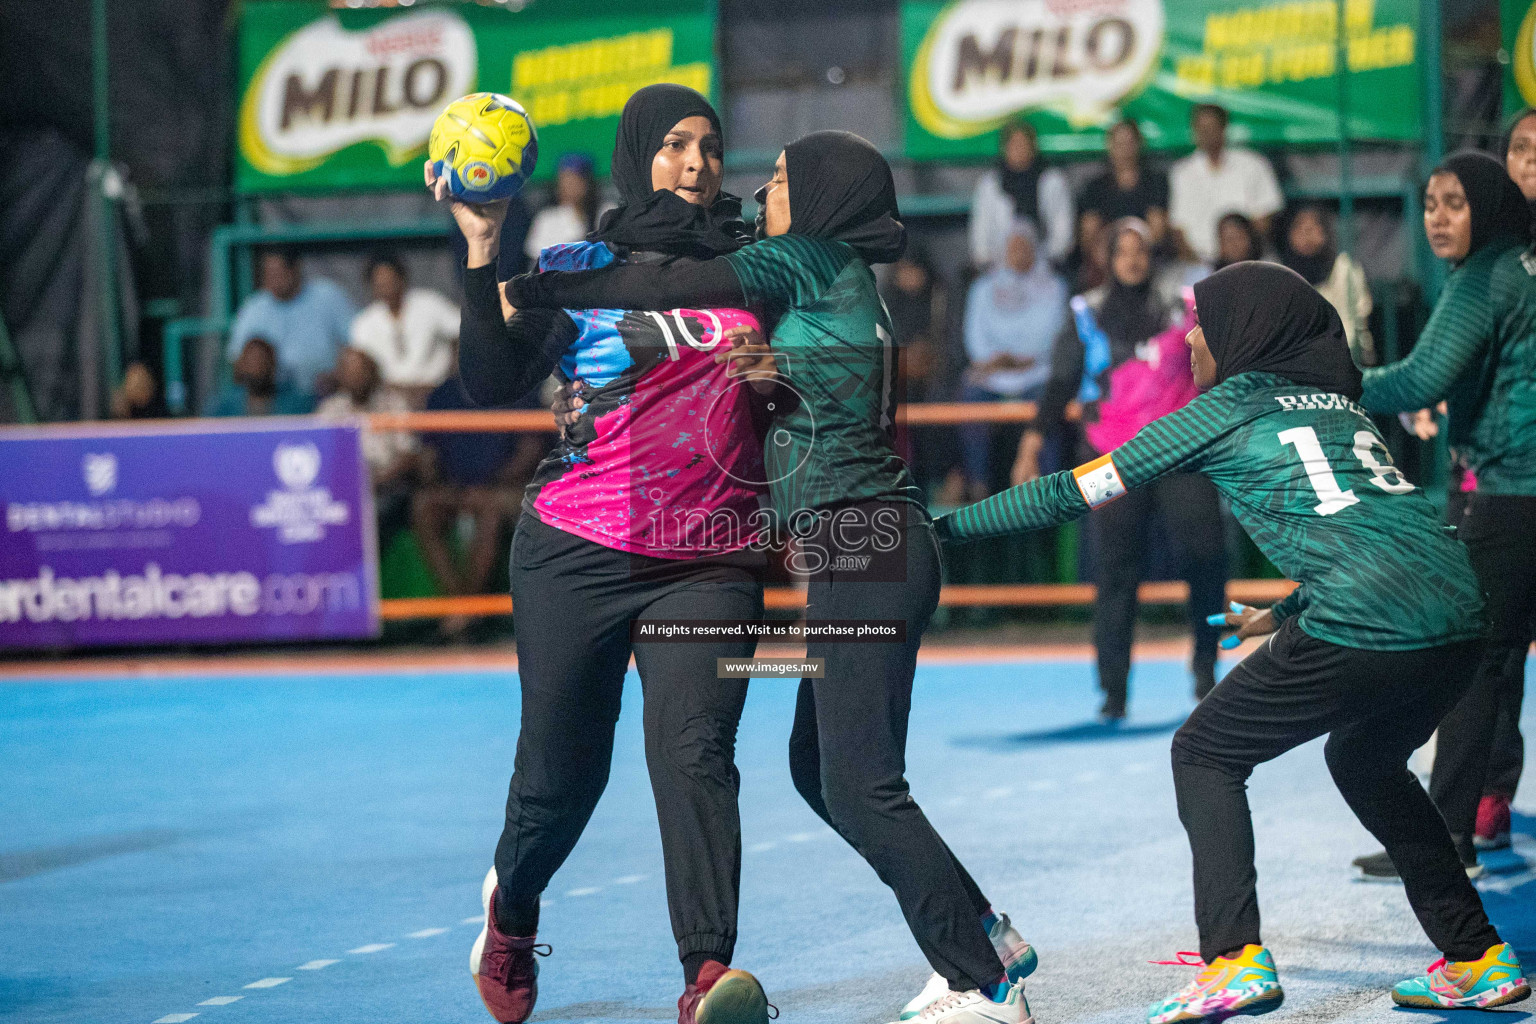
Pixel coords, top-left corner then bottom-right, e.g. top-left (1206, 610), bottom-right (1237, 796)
top-left (762, 152), bottom-right (791, 237)
top-left (651, 116), bottom-right (723, 207)
top-left (1423, 172), bottom-right (1472, 261)
top-left (1508, 114), bottom-right (1536, 201)
top-left (1186, 323), bottom-right (1218, 390)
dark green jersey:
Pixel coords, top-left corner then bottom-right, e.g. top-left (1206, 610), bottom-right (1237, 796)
top-left (1361, 239), bottom-right (1536, 495)
top-left (724, 235), bottom-right (925, 516)
top-left (939, 372), bottom-right (1485, 651)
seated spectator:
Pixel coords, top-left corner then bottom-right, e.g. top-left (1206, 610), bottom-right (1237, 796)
top-left (1214, 212), bottom-right (1265, 270)
top-left (348, 253), bottom-right (460, 406)
top-left (1168, 103), bottom-right (1283, 264)
top-left (206, 337), bottom-right (315, 417)
top-left (951, 222), bottom-right (1066, 502)
top-left (110, 362), bottom-right (167, 420)
top-left (1078, 118), bottom-right (1171, 249)
top-left (317, 347), bottom-right (421, 536)
top-left (1063, 208), bottom-right (1111, 293)
top-left (227, 248), bottom-right (355, 398)
top-left (1279, 204), bottom-right (1376, 365)
top-left (411, 371), bottom-right (529, 641)
top-left (883, 244), bottom-right (958, 493)
top-left (524, 153), bottom-right (608, 260)
top-left (969, 119), bottom-right (1074, 270)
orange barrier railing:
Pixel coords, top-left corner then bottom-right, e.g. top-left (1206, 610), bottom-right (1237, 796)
top-left (366, 404), bottom-right (1291, 621)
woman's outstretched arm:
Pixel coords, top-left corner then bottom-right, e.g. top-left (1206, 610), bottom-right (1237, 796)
top-left (505, 258), bottom-right (746, 313)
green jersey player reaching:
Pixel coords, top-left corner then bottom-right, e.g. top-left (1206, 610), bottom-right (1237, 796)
top-left (938, 260), bottom-right (1529, 1022)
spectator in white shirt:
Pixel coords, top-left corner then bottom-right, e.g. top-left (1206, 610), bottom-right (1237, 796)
top-left (1168, 103), bottom-right (1284, 264)
top-left (524, 153), bottom-right (607, 261)
top-left (317, 346), bottom-right (422, 539)
top-left (348, 253), bottom-right (460, 406)
top-left (969, 120), bottom-right (1074, 269)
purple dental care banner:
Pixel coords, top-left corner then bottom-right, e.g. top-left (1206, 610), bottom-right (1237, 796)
top-left (0, 418), bottom-right (379, 650)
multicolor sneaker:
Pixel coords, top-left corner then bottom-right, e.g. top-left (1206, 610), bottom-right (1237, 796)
top-left (470, 875), bottom-right (549, 1023)
top-left (888, 979), bottom-right (1033, 1024)
top-left (1391, 943), bottom-right (1531, 1009)
top-left (1475, 794), bottom-right (1513, 851)
top-left (900, 912), bottom-right (1039, 1019)
top-left (1147, 946), bottom-right (1284, 1023)
top-left (678, 960), bottom-right (774, 1024)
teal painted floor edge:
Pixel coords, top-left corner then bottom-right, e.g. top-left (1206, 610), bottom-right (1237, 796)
top-left (4, 657), bottom-right (1535, 1024)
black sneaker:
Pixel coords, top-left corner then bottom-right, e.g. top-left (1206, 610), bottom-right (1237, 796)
top-left (1353, 850), bottom-right (1399, 881)
top-left (1193, 660), bottom-right (1217, 700)
top-left (1099, 699), bottom-right (1126, 724)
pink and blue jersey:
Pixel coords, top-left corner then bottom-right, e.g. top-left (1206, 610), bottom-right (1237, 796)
top-left (521, 241), bottom-right (767, 559)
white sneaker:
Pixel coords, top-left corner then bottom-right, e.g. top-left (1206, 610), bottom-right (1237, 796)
top-left (890, 980), bottom-right (1032, 1024)
top-left (900, 913), bottom-right (1038, 1020)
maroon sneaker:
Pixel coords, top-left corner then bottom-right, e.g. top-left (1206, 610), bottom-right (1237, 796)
top-left (678, 960), bottom-right (772, 1024)
top-left (1476, 794), bottom-right (1513, 851)
top-left (470, 888), bottom-right (549, 1023)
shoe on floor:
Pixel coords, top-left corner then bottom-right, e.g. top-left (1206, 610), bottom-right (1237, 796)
top-left (470, 884), bottom-right (549, 1023)
top-left (1391, 943), bottom-right (1531, 1009)
top-left (900, 912), bottom-right (1039, 1019)
top-left (1100, 699), bottom-right (1127, 724)
top-left (1147, 945), bottom-right (1284, 1023)
top-left (679, 960), bottom-right (773, 1024)
top-left (1475, 794), bottom-right (1513, 851)
top-left (890, 979), bottom-right (1032, 1023)
top-left (1352, 849), bottom-right (1484, 881)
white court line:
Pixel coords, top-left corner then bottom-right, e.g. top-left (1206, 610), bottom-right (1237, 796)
top-left (1072, 771), bottom-right (1103, 784)
top-left (197, 996), bottom-right (242, 1005)
top-left (565, 886), bottom-right (600, 897)
top-left (347, 943), bottom-right (394, 955)
top-left (540, 899), bottom-right (554, 908)
top-left (1123, 762), bottom-right (1154, 774)
top-left (297, 959), bottom-right (338, 970)
top-left (748, 842), bottom-right (777, 853)
top-left (984, 786), bottom-right (1013, 800)
top-left (461, 915), bottom-right (483, 925)
top-left (153, 1016), bottom-right (198, 1023)
top-left (408, 927), bottom-right (449, 938)
top-left (614, 874), bottom-right (646, 885)
top-left (242, 977), bottom-right (291, 989)
top-left (786, 832), bottom-right (817, 843)
top-left (1027, 779), bottom-right (1059, 791)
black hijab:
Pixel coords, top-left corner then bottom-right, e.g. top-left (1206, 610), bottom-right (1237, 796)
top-left (1433, 150), bottom-right (1531, 261)
top-left (1193, 261), bottom-right (1361, 400)
top-left (778, 130), bottom-right (906, 264)
top-left (1096, 219), bottom-right (1167, 348)
top-left (997, 122), bottom-right (1041, 221)
top-left (588, 84), bottom-right (751, 259)
top-left (1278, 204), bottom-right (1337, 285)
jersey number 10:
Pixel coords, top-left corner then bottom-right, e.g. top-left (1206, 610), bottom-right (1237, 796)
top-left (1278, 426), bottom-right (1415, 516)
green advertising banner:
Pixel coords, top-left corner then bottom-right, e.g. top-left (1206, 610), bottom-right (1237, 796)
top-left (237, 0), bottom-right (715, 193)
top-left (901, 0), bottom-right (1420, 160)
top-left (1503, 0), bottom-right (1536, 118)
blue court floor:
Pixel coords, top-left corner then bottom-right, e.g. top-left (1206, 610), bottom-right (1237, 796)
top-left (4, 654), bottom-right (1535, 1024)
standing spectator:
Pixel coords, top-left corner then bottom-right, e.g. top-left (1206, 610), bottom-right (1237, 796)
top-left (969, 119), bottom-right (1074, 269)
top-left (317, 346), bottom-right (421, 537)
top-left (1078, 118), bottom-right (1171, 249)
top-left (1025, 220), bottom-right (1227, 717)
top-left (1213, 212), bottom-right (1265, 270)
top-left (524, 153), bottom-right (605, 260)
top-left (1168, 103), bottom-right (1283, 264)
top-left (226, 248), bottom-right (355, 398)
top-left (954, 222), bottom-right (1066, 501)
top-left (205, 337), bottom-right (315, 417)
top-left (1279, 204), bottom-right (1376, 365)
top-left (348, 253), bottom-right (460, 406)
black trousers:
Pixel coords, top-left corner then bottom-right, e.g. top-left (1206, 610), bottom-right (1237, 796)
top-left (787, 501), bottom-right (1005, 991)
top-left (494, 515), bottom-right (762, 964)
top-left (1171, 617), bottom-right (1500, 964)
top-left (1431, 493), bottom-right (1536, 849)
top-left (1089, 471), bottom-right (1227, 709)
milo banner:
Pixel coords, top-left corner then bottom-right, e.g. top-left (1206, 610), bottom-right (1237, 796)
top-left (902, 0), bottom-right (1420, 159)
top-left (0, 421), bottom-right (378, 650)
top-left (237, 0), bottom-right (714, 192)
top-left (1503, 0), bottom-right (1536, 119)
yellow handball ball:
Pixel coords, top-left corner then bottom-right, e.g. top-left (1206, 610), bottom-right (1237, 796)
top-left (428, 93), bottom-right (538, 203)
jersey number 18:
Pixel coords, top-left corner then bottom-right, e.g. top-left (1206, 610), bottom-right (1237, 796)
top-left (1278, 426), bottom-right (1415, 516)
